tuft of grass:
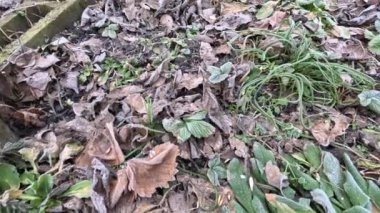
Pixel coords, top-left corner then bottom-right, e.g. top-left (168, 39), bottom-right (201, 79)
top-left (236, 23), bottom-right (375, 127)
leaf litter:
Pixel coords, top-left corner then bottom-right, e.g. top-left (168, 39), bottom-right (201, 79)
top-left (0, 0), bottom-right (380, 212)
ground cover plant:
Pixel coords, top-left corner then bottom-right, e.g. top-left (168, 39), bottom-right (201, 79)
top-left (0, 0), bottom-right (379, 212)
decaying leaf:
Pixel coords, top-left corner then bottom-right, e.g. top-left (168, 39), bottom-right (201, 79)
top-left (76, 123), bottom-right (124, 167)
top-left (220, 2), bottom-right (251, 16)
top-left (200, 42), bottom-right (218, 65)
top-left (265, 162), bottom-right (289, 190)
top-left (311, 111), bottom-right (351, 146)
top-left (228, 137), bottom-right (249, 158)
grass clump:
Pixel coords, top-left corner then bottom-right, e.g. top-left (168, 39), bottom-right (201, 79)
top-left (237, 23), bottom-right (375, 126)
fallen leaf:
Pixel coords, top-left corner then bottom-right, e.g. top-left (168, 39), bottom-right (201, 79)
top-left (177, 73), bottom-right (203, 90)
top-left (124, 93), bottom-right (147, 114)
top-left (220, 2), bottom-right (251, 16)
top-left (256, 1), bottom-right (277, 20)
top-left (265, 162), bottom-right (289, 190)
top-left (125, 142), bottom-right (179, 197)
top-left (214, 13), bottom-right (252, 31)
top-left (254, 10), bottom-right (286, 29)
top-left (76, 123), bottom-right (124, 167)
top-left (168, 191), bottom-right (194, 213)
top-left (200, 42), bottom-right (218, 65)
top-left (311, 111), bottom-right (351, 146)
top-left (60, 71), bottom-right (80, 94)
top-left (323, 37), bottom-right (371, 60)
top-left (160, 14), bottom-right (174, 32)
top-left (229, 137), bottom-right (249, 158)
top-left (35, 54), bottom-right (60, 69)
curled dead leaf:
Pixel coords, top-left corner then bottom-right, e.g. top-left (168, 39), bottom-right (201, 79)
top-left (76, 123), bottom-right (124, 167)
top-left (265, 162), bottom-right (289, 190)
top-left (200, 42), bottom-right (218, 65)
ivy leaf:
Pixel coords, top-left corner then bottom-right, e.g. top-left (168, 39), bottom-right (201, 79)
top-left (62, 180), bottom-right (92, 198)
top-left (186, 120), bottom-right (215, 138)
top-left (311, 189), bottom-right (336, 213)
top-left (368, 35), bottom-right (380, 55)
top-left (358, 90), bottom-right (380, 115)
top-left (343, 171), bottom-right (370, 207)
top-left (0, 163), bottom-right (20, 193)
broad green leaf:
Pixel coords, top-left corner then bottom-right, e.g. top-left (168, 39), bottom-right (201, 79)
top-left (32, 174), bottom-right (53, 198)
top-left (297, 172), bottom-right (319, 191)
top-left (220, 62), bottom-right (233, 73)
top-left (343, 171), bottom-right (370, 207)
top-left (252, 196), bottom-right (269, 213)
top-left (227, 158), bottom-right (254, 213)
top-left (186, 120), bottom-right (215, 138)
top-left (368, 180), bottom-right (380, 209)
top-left (20, 171), bottom-right (36, 185)
top-left (368, 35), bottom-right (380, 55)
top-left (303, 143), bottom-right (321, 169)
top-left (251, 158), bottom-right (267, 183)
top-left (320, 174), bottom-right (334, 198)
top-left (296, 0), bottom-right (314, 5)
top-left (358, 90), bottom-right (380, 115)
top-left (108, 24), bottom-right (119, 31)
top-left (208, 71), bottom-right (229, 84)
top-left (207, 170), bottom-right (219, 186)
top-left (62, 180), bottom-right (92, 198)
top-left (184, 111), bottom-right (207, 121)
top-left (342, 206), bottom-right (370, 213)
top-left (256, 1), bottom-right (276, 20)
top-left (364, 30), bottom-right (375, 40)
top-left (323, 152), bottom-right (351, 209)
top-left (253, 143), bottom-right (275, 165)
top-left (162, 118), bottom-right (184, 133)
top-left (343, 154), bottom-right (367, 193)
top-left (311, 189), bottom-right (336, 213)
top-left (0, 163), bottom-right (20, 192)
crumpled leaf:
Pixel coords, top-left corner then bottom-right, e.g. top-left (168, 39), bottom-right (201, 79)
top-left (265, 162), bottom-right (289, 190)
top-left (323, 38), bottom-right (371, 60)
top-left (200, 42), bottom-right (218, 65)
top-left (35, 54), bottom-right (60, 69)
top-left (62, 180), bottom-right (92, 199)
top-left (229, 137), bottom-right (249, 158)
top-left (125, 93), bottom-right (147, 114)
top-left (214, 13), bottom-right (252, 31)
top-left (311, 111), bottom-right (350, 146)
top-left (76, 123), bottom-right (124, 167)
top-left (358, 90), bottom-right (380, 115)
top-left (220, 2), bottom-right (251, 16)
top-left (311, 189), bottom-right (336, 213)
top-left (125, 142), bottom-right (179, 197)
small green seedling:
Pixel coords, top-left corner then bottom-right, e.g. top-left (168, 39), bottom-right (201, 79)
top-left (102, 24), bottom-right (119, 39)
top-left (207, 62), bottom-right (233, 84)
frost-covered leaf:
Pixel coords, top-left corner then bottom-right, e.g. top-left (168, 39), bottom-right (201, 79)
top-left (256, 1), bottom-right (276, 20)
top-left (253, 143), bottom-right (275, 165)
top-left (358, 90), bottom-right (380, 115)
top-left (303, 143), bottom-right (321, 169)
top-left (342, 206), bottom-right (370, 213)
top-left (62, 180), bottom-right (91, 198)
top-left (311, 189), bottom-right (336, 213)
top-left (368, 180), bottom-right (380, 209)
top-left (227, 158), bottom-right (254, 213)
top-left (163, 118), bottom-right (190, 142)
top-left (102, 24), bottom-right (119, 39)
top-left (376, 20), bottom-right (380, 33)
top-left (178, 127), bottom-right (191, 142)
top-left (252, 197), bottom-right (269, 213)
top-left (343, 171), bottom-right (370, 207)
top-left (368, 35), bottom-right (380, 55)
top-left (186, 120), bottom-right (215, 138)
top-left (265, 194), bottom-right (314, 213)
top-left (207, 62), bottom-right (233, 84)
top-left (207, 156), bottom-right (226, 186)
top-left (343, 154), bottom-right (367, 193)
top-left (184, 111), bottom-right (207, 121)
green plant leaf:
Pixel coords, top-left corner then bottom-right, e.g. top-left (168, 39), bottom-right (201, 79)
top-left (232, 200), bottom-right (247, 213)
top-left (227, 158), bottom-right (254, 213)
top-left (186, 120), bottom-right (215, 138)
top-left (207, 156), bottom-right (226, 186)
top-left (32, 174), bottom-right (53, 198)
top-left (251, 158), bottom-right (267, 183)
top-left (343, 154), bottom-right (367, 193)
top-left (342, 206), bottom-right (370, 213)
top-left (220, 62), bottom-right (233, 74)
top-left (367, 180), bottom-right (380, 209)
top-left (184, 111), bottom-right (207, 121)
top-left (0, 163), bottom-right (20, 192)
top-left (253, 143), bottom-right (275, 165)
top-left (368, 35), bottom-right (380, 55)
top-left (323, 152), bottom-right (351, 209)
top-left (20, 171), bottom-right (36, 185)
top-left (62, 180), bottom-right (92, 198)
top-left (102, 24), bottom-right (119, 39)
top-left (303, 143), bottom-right (321, 169)
top-left (256, 1), bottom-right (276, 20)
top-left (178, 127), bottom-right (191, 142)
top-left (343, 171), bottom-right (370, 207)
top-left (358, 90), bottom-right (380, 115)
top-left (311, 189), bottom-right (336, 213)
top-left (266, 194), bottom-right (314, 213)
top-left (208, 70), bottom-right (229, 84)
top-left (252, 196), bottom-right (269, 213)
top-left (163, 118), bottom-right (188, 142)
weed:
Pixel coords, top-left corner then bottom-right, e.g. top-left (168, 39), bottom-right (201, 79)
top-left (99, 58), bottom-right (140, 86)
top-left (236, 22), bottom-right (375, 127)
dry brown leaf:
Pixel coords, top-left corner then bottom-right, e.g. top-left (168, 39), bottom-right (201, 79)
top-left (203, 130), bottom-right (223, 159)
top-left (264, 162), bottom-right (288, 190)
top-left (35, 54), bottom-right (60, 69)
top-left (229, 137), bottom-right (249, 158)
top-left (124, 93), bottom-right (147, 114)
top-left (311, 111), bottom-right (351, 146)
top-left (220, 2), bottom-right (251, 16)
top-left (214, 13), bottom-right (252, 31)
top-left (110, 170), bottom-right (129, 208)
top-left (200, 42), bottom-right (218, 65)
top-left (323, 37), bottom-right (371, 60)
top-left (160, 14), bottom-right (174, 32)
top-left (76, 123), bottom-right (124, 167)
top-left (215, 44), bottom-right (232, 55)
top-left (125, 142), bottom-right (179, 197)
top-left (254, 11), bottom-right (287, 29)
top-left (177, 73), bottom-right (203, 90)
top-left (168, 191), bottom-right (194, 213)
